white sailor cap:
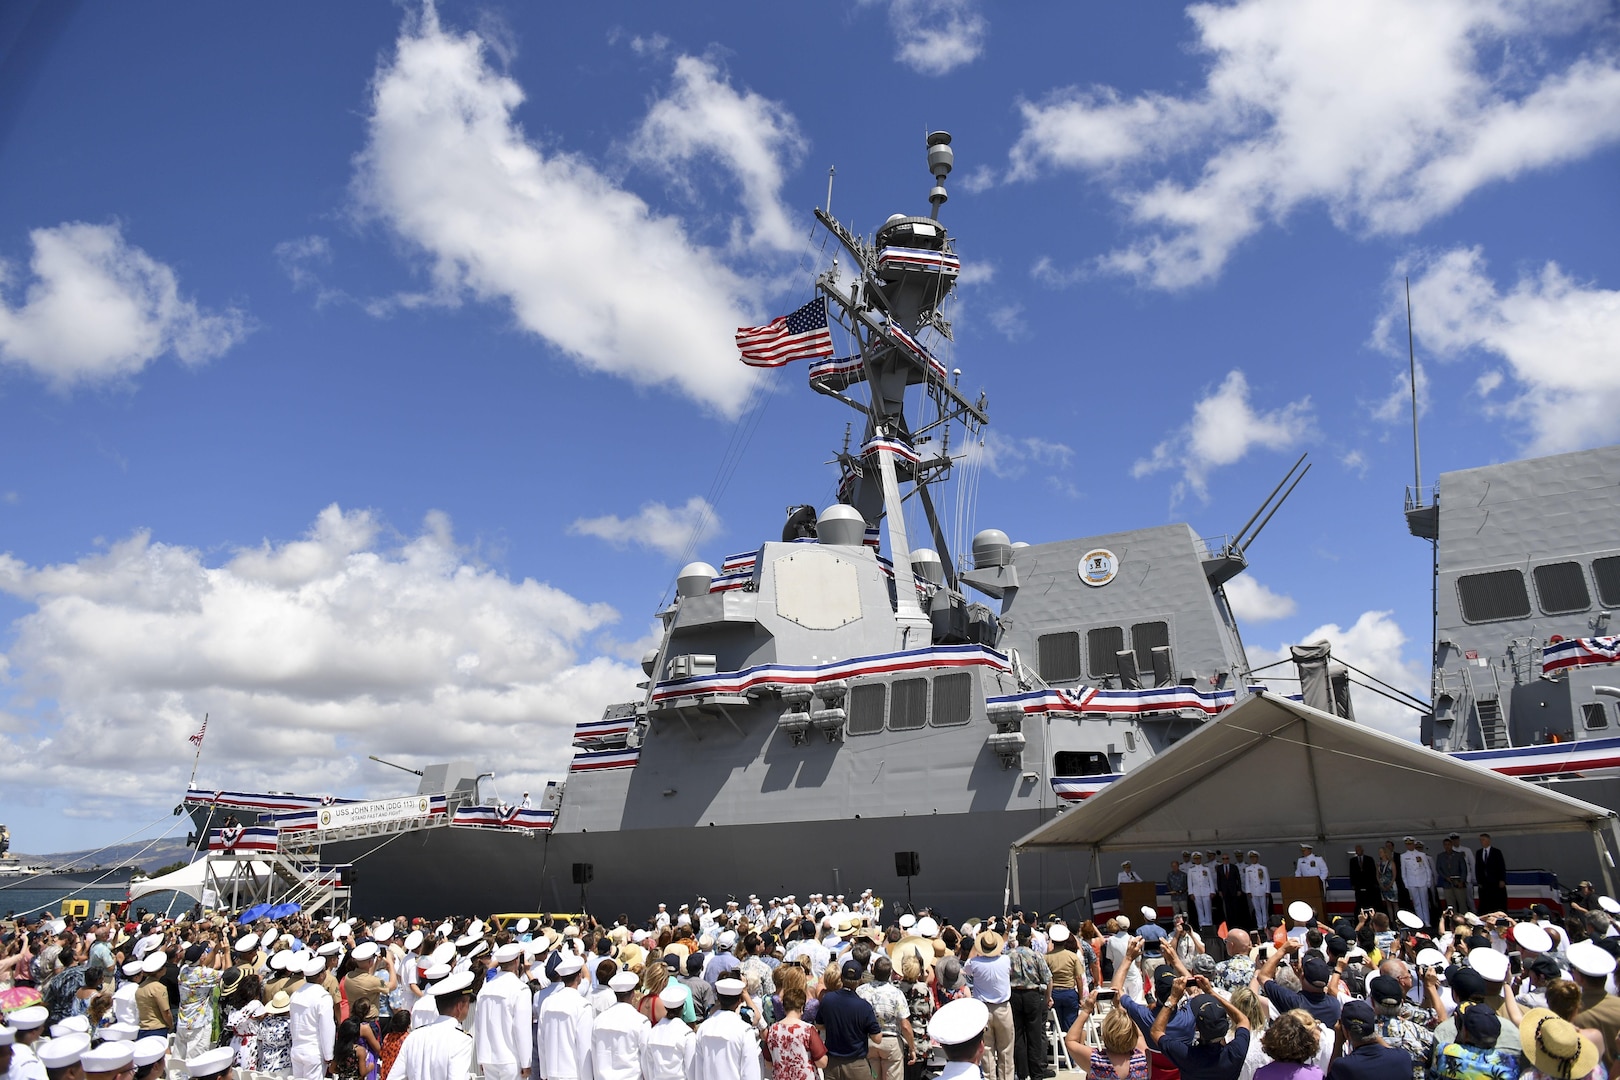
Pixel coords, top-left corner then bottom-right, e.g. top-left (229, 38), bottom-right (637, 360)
top-left (1601, 896), bottom-right (1620, 916)
top-left (553, 954), bottom-right (584, 977)
top-left (102, 1023), bottom-right (139, 1043)
top-left (631, 930), bottom-right (648, 944)
top-left (492, 943), bottom-right (524, 964)
top-left (131, 1036), bottom-right (168, 1068)
top-left (372, 924), bottom-right (394, 942)
top-left (718, 930), bottom-right (737, 949)
top-left (454, 931), bottom-right (482, 948)
top-left (435, 920), bottom-right (453, 938)
top-left (1468, 947), bottom-right (1510, 983)
top-left (1287, 901), bottom-right (1314, 923)
top-left (183, 1047), bottom-right (236, 1078)
top-left (659, 985), bottom-right (687, 1009)
top-left (1414, 947), bottom-right (1447, 968)
top-left (133, 934), bottom-right (163, 959)
top-left (1514, 922), bottom-right (1553, 954)
top-left (1569, 941), bottom-right (1618, 978)
top-left (403, 930), bottom-right (424, 952)
top-left (9, 1006), bottom-right (49, 1030)
top-left (38, 1034), bottom-right (92, 1068)
top-left (931, 998), bottom-right (990, 1046)
top-left (325, 916), bottom-right (341, 928)
top-left (715, 977), bottom-right (745, 996)
top-left (916, 916), bottom-right (940, 938)
top-left (1396, 910), bottom-right (1423, 930)
top-left (515, 919), bottom-right (532, 933)
top-left (0, 1029), bottom-right (13, 1047)
top-left (335, 921), bottom-right (354, 938)
top-left (469, 920), bottom-right (486, 935)
top-left (261, 929), bottom-right (279, 948)
top-left (898, 914), bottom-right (916, 929)
top-left (141, 952), bottom-right (167, 974)
top-left (421, 963), bottom-right (453, 982)
top-left (427, 971), bottom-right (475, 997)
top-left (1247, 850), bottom-right (1260, 857)
top-left (351, 942), bottom-right (379, 963)
top-left (317, 941), bottom-right (343, 957)
top-left (53, 1016), bottom-right (91, 1037)
top-left (465, 941), bottom-right (488, 959)
top-left (234, 933), bottom-right (259, 954)
top-left (428, 942), bottom-right (457, 966)
top-left (1048, 924), bottom-right (1071, 942)
top-left (80, 1042), bottom-right (135, 1074)
top-left (521, 939), bottom-right (548, 959)
top-left (122, 959), bottom-right (145, 977)
top-left (1299, 842), bottom-right (1313, 850)
top-left (303, 953), bottom-right (329, 976)
top-left (608, 972), bottom-right (639, 993)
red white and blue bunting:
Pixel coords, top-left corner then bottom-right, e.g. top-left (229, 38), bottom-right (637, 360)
top-left (572, 715), bottom-right (634, 749)
top-left (652, 643), bottom-right (1010, 704)
top-left (450, 805), bottom-right (555, 831)
top-left (862, 435), bottom-right (921, 464)
top-left (877, 246), bottom-right (961, 275)
top-left (887, 323), bottom-right (950, 380)
top-left (1542, 636), bottom-right (1620, 675)
top-left (568, 747), bottom-right (643, 772)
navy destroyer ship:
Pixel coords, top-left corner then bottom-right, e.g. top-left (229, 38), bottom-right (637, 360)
top-left (180, 135), bottom-right (1620, 917)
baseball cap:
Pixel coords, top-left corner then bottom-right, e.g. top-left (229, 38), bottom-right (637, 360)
top-left (1340, 1000), bottom-right (1377, 1038)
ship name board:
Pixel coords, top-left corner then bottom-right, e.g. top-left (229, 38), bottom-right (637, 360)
top-left (317, 796), bottom-right (432, 832)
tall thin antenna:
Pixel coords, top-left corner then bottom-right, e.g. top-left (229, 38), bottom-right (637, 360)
top-left (1406, 276), bottom-right (1423, 503)
top-left (826, 166), bottom-right (836, 218)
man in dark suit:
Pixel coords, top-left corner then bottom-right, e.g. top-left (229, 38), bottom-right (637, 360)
top-left (1347, 843), bottom-right (1380, 912)
top-left (1216, 852), bottom-right (1247, 929)
top-left (1476, 833), bottom-right (1509, 913)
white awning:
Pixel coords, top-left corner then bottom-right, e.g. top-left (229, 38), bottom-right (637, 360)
top-left (127, 858), bottom-right (270, 904)
top-left (1014, 691), bottom-right (1616, 854)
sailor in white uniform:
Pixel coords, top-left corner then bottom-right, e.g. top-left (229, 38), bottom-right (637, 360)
top-left (1242, 851), bottom-right (1272, 929)
top-left (642, 986), bottom-right (697, 1080)
top-left (1117, 861), bottom-right (1142, 884)
top-left (81, 1041), bottom-right (136, 1080)
top-left (182, 1046), bottom-right (236, 1080)
top-left (387, 971), bottom-right (476, 1080)
top-left (535, 953), bottom-right (594, 1080)
top-left (1400, 838), bottom-right (1434, 928)
top-left (931, 996), bottom-right (991, 1080)
top-left (590, 972), bottom-right (649, 1080)
top-left (36, 1033), bottom-right (91, 1080)
top-left (475, 944), bottom-right (534, 1080)
top-left (6, 1006), bottom-right (50, 1080)
top-left (289, 954), bottom-right (336, 1080)
top-left (1294, 844), bottom-right (1329, 883)
top-left (1186, 853), bottom-right (1215, 928)
top-left (690, 978), bottom-right (760, 1080)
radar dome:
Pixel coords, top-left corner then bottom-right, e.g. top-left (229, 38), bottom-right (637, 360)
top-left (676, 562), bottom-right (718, 598)
top-left (641, 650), bottom-right (659, 676)
top-left (911, 548), bottom-right (945, 585)
top-left (972, 529), bottom-right (1012, 569)
top-left (817, 504), bottom-right (867, 548)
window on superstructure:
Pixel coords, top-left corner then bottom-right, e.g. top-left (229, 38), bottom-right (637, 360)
top-left (1053, 751), bottom-right (1110, 776)
top-left (1533, 562), bottom-right (1590, 615)
top-left (1037, 632), bottom-right (1083, 683)
top-left (1132, 622), bottom-right (1170, 673)
top-left (1583, 703), bottom-right (1609, 730)
top-left (847, 684), bottom-right (886, 736)
top-left (1457, 569), bottom-right (1531, 623)
top-left (1088, 626), bottom-right (1125, 677)
top-left (1593, 556), bottom-right (1620, 607)
top-left (931, 672), bottom-right (972, 727)
top-left (889, 678), bottom-right (929, 730)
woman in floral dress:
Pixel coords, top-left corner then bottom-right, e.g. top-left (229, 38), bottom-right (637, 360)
top-left (222, 970), bottom-right (264, 1070)
top-left (764, 986), bottom-right (827, 1080)
top-left (256, 992), bottom-right (294, 1074)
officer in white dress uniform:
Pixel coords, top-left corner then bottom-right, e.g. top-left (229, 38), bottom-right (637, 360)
top-left (931, 997), bottom-right (991, 1080)
top-left (1242, 851), bottom-right (1271, 929)
top-left (476, 944), bottom-right (534, 1080)
top-left (1186, 853), bottom-right (1216, 928)
top-left (642, 986), bottom-right (697, 1080)
top-left (6, 1006), bottom-right (50, 1080)
top-left (1117, 861), bottom-right (1142, 884)
top-left (1294, 843), bottom-right (1329, 883)
top-left (289, 954), bottom-right (336, 1080)
top-left (690, 978), bottom-right (760, 1080)
top-left (535, 953), bottom-right (594, 1080)
top-left (1400, 838), bottom-right (1434, 928)
top-left (386, 971), bottom-right (475, 1080)
top-left (590, 972), bottom-right (650, 1080)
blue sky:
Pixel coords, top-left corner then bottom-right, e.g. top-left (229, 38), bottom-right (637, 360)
top-left (2, 0), bottom-right (1617, 852)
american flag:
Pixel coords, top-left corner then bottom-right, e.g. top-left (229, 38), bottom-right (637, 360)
top-left (735, 297), bottom-right (834, 367)
top-left (188, 715), bottom-right (208, 748)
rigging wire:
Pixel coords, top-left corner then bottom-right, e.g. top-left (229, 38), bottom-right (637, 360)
top-left (8, 816), bottom-right (187, 916)
top-left (0, 806), bottom-right (185, 892)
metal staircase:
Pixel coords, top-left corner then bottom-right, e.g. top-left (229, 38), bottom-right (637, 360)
top-left (1463, 663), bottom-right (1511, 750)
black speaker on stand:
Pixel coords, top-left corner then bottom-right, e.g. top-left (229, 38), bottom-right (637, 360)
top-left (895, 850), bottom-right (920, 912)
top-left (572, 862), bottom-right (594, 914)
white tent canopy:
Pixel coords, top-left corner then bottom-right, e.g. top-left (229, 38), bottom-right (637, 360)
top-left (128, 858), bottom-right (269, 904)
top-left (1012, 692), bottom-right (1618, 876)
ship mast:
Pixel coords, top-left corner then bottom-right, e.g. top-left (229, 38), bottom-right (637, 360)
top-left (810, 132), bottom-right (987, 647)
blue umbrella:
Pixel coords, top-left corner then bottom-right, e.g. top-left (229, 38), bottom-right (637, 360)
top-left (267, 903), bottom-right (302, 918)
top-left (237, 903), bottom-right (273, 923)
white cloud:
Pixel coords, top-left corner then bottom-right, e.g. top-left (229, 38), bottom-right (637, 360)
top-left (1134, 370), bottom-right (1313, 503)
top-left (987, 303), bottom-right (1027, 341)
top-left (869, 0), bottom-right (987, 76)
top-left (1373, 246), bottom-right (1620, 454)
top-left (630, 55), bottom-right (804, 254)
top-left (1372, 358), bottom-right (1431, 424)
top-left (1006, 0), bottom-right (1620, 288)
top-left (0, 505), bottom-right (640, 819)
top-left (351, 6), bottom-right (762, 415)
top-left (972, 431), bottom-right (1074, 480)
top-left (0, 222), bottom-right (248, 389)
top-left (1224, 575), bottom-right (1297, 623)
top-left (569, 497), bottom-right (722, 560)
top-left (1340, 449), bottom-right (1369, 478)
top-left (1247, 610), bottom-right (1426, 738)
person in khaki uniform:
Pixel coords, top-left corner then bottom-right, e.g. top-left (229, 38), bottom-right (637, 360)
top-left (342, 943), bottom-right (389, 1020)
top-left (1568, 942), bottom-right (1620, 1064)
top-left (136, 954), bottom-right (174, 1034)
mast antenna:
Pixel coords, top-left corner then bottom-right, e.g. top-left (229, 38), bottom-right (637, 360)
top-left (1405, 277), bottom-right (1424, 506)
top-left (826, 166), bottom-right (835, 218)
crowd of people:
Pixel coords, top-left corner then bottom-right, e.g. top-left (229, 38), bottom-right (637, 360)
top-left (2, 870), bottom-right (1620, 1080)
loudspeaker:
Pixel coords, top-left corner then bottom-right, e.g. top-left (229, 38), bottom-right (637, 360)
top-left (572, 862), bottom-right (595, 885)
top-left (339, 866), bottom-right (356, 887)
top-left (895, 851), bottom-right (920, 877)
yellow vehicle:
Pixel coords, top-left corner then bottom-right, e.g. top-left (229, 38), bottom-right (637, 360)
top-left (60, 899), bottom-right (90, 918)
top-left (489, 913), bottom-right (584, 932)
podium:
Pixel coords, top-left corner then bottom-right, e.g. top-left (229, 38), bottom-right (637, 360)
top-left (1280, 876), bottom-right (1326, 919)
top-left (1119, 882), bottom-right (1160, 923)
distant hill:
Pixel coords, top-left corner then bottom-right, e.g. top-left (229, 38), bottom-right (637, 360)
top-left (11, 838), bottom-right (194, 874)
